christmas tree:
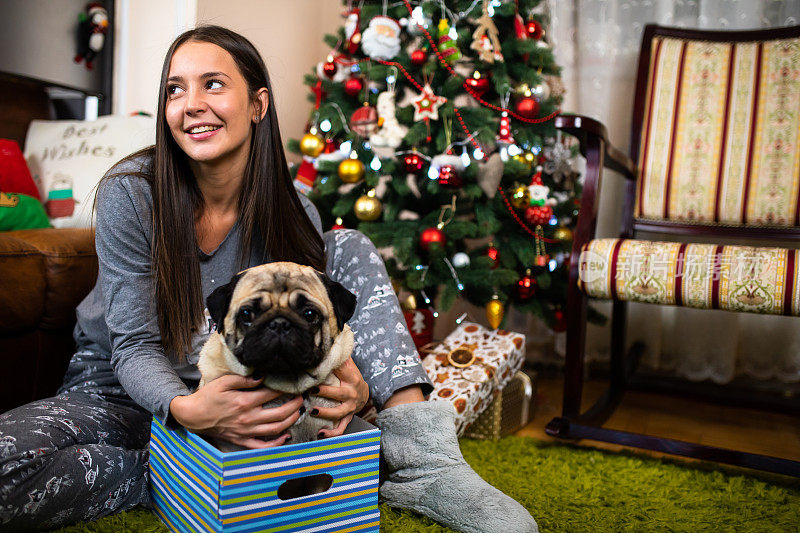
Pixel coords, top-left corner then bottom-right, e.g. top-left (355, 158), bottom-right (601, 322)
top-left (288, 0), bottom-right (580, 333)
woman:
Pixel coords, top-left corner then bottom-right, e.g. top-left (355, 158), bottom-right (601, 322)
top-left (0, 26), bottom-right (536, 533)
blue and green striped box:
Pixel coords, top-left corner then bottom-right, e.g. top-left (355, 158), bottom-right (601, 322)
top-left (149, 417), bottom-right (381, 532)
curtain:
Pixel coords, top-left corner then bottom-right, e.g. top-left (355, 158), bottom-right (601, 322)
top-left (545, 0), bottom-right (800, 383)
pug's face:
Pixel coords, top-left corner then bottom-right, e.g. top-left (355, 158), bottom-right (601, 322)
top-left (206, 262), bottom-right (356, 379)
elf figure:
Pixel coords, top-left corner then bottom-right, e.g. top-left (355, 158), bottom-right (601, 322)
top-left (74, 2), bottom-right (109, 70)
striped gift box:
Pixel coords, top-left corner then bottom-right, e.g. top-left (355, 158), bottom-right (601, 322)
top-left (149, 417), bottom-right (381, 533)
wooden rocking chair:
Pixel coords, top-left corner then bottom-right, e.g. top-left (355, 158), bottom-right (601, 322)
top-left (546, 24), bottom-right (800, 477)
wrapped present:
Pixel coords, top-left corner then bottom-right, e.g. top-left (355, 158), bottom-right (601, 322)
top-left (423, 322), bottom-right (526, 435)
top-left (465, 371), bottom-right (535, 440)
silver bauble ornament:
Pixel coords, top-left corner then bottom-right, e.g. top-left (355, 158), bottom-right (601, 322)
top-left (452, 252), bottom-right (470, 268)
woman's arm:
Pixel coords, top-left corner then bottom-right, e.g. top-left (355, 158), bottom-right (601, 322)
top-left (95, 173), bottom-right (191, 424)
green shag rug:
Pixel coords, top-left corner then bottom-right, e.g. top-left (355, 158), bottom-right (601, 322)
top-left (51, 436), bottom-right (800, 532)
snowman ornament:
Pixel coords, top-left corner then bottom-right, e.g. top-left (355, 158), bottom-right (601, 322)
top-left (370, 86), bottom-right (408, 151)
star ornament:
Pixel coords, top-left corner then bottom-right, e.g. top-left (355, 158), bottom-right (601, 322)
top-left (412, 84), bottom-right (446, 121)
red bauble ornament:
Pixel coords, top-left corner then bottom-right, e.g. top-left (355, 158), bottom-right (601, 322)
top-left (344, 76), bottom-right (364, 97)
top-left (465, 73), bottom-right (490, 98)
top-left (514, 96), bottom-right (540, 119)
top-left (403, 152), bottom-right (424, 174)
top-left (322, 60), bottom-right (337, 79)
top-left (411, 49), bottom-right (427, 66)
top-left (516, 270), bottom-right (537, 300)
top-left (437, 165), bottom-right (462, 188)
top-left (525, 205), bottom-right (553, 226)
top-left (487, 245), bottom-right (499, 269)
top-left (525, 20), bottom-right (544, 39)
top-left (420, 227), bottom-right (446, 251)
top-left (553, 309), bottom-right (567, 332)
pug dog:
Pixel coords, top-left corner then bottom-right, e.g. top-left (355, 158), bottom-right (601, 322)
top-left (197, 262), bottom-right (358, 448)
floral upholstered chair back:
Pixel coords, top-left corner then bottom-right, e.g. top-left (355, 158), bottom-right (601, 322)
top-left (634, 33), bottom-right (800, 227)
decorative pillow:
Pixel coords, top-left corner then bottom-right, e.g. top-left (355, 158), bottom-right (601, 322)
top-left (23, 115), bottom-right (155, 228)
top-left (0, 192), bottom-right (51, 231)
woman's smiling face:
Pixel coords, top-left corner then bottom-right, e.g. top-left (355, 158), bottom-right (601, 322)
top-left (165, 41), bottom-right (264, 170)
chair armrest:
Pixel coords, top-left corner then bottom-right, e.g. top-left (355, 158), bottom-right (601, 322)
top-left (0, 228), bottom-right (97, 333)
top-left (555, 114), bottom-right (636, 180)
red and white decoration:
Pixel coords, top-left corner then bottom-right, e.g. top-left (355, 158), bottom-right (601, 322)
top-left (403, 308), bottom-right (435, 351)
top-left (412, 84), bottom-right (447, 122)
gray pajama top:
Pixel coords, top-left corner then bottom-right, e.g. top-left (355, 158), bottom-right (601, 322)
top-left (72, 154), bottom-right (432, 425)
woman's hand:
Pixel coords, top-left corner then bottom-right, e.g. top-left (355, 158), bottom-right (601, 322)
top-left (312, 357), bottom-right (369, 439)
top-left (169, 374), bottom-right (304, 449)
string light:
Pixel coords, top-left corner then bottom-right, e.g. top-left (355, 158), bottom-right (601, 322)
top-left (339, 140), bottom-right (352, 154)
top-left (370, 155), bottom-right (382, 171)
top-left (319, 119), bottom-right (332, 132)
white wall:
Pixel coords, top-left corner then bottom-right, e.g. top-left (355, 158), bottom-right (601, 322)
top-left (195, 0), bottom-right (342, 162)
top-left (113, 0), bottom-right (341, 162)
top-left (113, 0), bottom-right (197, 116)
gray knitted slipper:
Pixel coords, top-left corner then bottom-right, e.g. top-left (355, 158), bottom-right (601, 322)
top-left (376, 401), bottom-right (538, 533)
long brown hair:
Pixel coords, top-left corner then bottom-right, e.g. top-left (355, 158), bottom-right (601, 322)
top-left (107, 26), bottom-right (324, 360)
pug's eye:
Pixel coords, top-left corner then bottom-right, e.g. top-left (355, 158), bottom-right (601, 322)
top-left (302, 308), bottom-right (319, 322)
top-left (238, 308), bottom-right (254, 327)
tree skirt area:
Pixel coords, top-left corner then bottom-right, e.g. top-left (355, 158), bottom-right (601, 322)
top-left (50, 436), bottom-right (800, 532)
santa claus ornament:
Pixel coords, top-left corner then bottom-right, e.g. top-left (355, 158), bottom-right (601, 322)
top-left (344, 8), bottom-right (362, 54)
top-left (75, 3), bottom-right (109, 70)
top-left (362, 16), bottom-right (401, 60)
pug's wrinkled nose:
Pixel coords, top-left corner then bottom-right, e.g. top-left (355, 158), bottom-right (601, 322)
top-left (268, 316), bottom-right (292, 333)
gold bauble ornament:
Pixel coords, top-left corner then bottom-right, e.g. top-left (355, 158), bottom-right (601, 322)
top-left (486, 295), bottom-right (504, 329)
top-left (554, 226), bottom-right (573, 242)
top-left (354, 190), bottom-right (382, 221)
top-left (299, 132), bottom-right (325, 157)
top-left (338, 158), bottom-right (366, 183)
top-left (510, 184), bottom-right (531, 209)
top-left (512, 151), bottom-right (536, 169)
top-left (401, 292), bottom-right (418, 311)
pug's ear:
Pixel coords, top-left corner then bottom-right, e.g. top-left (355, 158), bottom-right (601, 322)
top-left (206, 272), bottom-right (244, 334)
top-left (318, 273), bottom-right (357, 330)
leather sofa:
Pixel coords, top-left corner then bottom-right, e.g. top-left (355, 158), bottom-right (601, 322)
top-left (0, 228), bottom-right (97, 413)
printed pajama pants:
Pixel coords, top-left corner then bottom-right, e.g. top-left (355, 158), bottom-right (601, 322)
top-left (0, 378), bottom-right (151, 531)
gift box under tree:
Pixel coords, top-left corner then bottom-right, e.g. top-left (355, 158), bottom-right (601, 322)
top-left (423, 322), bottom-right (526, 435)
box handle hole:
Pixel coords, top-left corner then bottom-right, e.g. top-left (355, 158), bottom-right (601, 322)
top-left (277, 473), bottom-right (333, 500)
